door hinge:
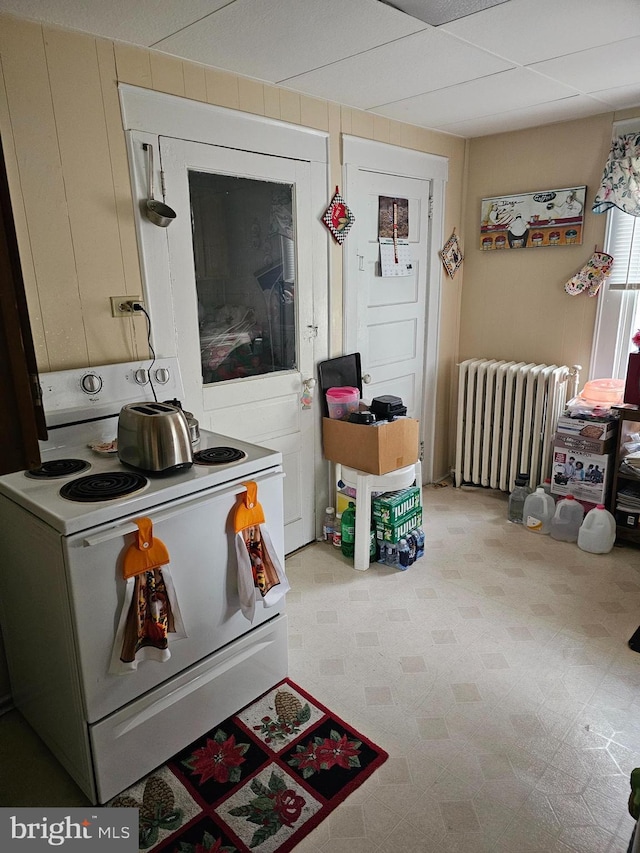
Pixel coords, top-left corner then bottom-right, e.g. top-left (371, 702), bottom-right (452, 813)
top-left (306, 324), bottom-right (318, 339)
top-left (428, 196), bottom-right (434, 219)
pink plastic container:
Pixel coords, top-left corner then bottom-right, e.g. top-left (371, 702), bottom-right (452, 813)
top-left (326, 386), bottom-right (360, 419)
top-left (580, 378), bottom-right (624, 405)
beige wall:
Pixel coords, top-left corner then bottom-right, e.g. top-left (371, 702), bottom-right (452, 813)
top-left (0, 13), bottom-right (465, 482)
top-left (462, 114), bottom-right (617, 372)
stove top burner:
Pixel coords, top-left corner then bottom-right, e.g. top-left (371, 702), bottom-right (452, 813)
top-left (59, 471), bottom-right (149, 502)
top-left (25, 459), bottom-right (92, 479)
top-left (193, 446), bottom-right (247, 466)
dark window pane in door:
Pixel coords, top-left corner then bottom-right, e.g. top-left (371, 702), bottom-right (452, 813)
top-left (188, 171), bottom-right (296, 384)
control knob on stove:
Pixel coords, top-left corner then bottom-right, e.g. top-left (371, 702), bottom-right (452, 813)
top-left (154, 367), bottom-right (170, 384)
top-left (80, 372), bottom-right (102, 394)
top-left (134, 368), bottom-right (149, 385)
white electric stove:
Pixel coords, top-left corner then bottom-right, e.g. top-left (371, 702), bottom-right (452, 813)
top-left (0, 358), bottom-right (288, 804)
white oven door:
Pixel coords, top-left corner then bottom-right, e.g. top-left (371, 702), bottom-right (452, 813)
top-left (63, 469), bottom-right (284, 724)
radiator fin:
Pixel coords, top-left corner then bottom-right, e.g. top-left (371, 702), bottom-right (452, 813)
top-left (454, 358), bottom-right (572, 493)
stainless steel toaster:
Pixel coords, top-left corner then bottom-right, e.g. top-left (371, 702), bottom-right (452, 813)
top-left (117, 402), bottom-right (193, 473)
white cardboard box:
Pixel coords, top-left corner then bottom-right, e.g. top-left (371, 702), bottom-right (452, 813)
top-left (551, 445), bottom-right (612, 504)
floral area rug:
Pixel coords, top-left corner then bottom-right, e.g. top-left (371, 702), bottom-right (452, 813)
top-left (109, 678), bottom-right (388, 853)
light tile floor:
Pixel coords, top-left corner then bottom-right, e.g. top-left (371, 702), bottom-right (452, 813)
top-left (285, 484), bottom-right (640, 853)
top-left (1, 483), bottom-right (639, 852)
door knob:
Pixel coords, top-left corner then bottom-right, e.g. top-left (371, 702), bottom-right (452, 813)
top-left (362, 373), bottom-right (372, 384)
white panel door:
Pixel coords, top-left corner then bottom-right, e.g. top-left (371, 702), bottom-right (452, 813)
top-left (346, 173), bottom-right (429, 418)
top-left (344, 137), bottom-right (446, 483)
top-left (158, 138), bottom-right (316, 554)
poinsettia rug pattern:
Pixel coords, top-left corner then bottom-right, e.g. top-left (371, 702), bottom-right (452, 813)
top-left (108, 679), bottom-right (388, 853)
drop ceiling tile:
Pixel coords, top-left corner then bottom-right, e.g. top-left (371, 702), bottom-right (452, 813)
top-left (442, 0), bottom-right (640, 65)
top-left (590, 81), bottom-right (640, 110)
top-left (434, 94), bottom-right (612, 137)
top-left (374, 67), bottom-right (578, 127)
top-left (281, 27), bottom-right (514, 109)
top-left (0, 0), bottom-right (227, 45)
top-left (530, 36), bottom-right (640, 93)
top-left (153, 0), bottom-right (426, 83)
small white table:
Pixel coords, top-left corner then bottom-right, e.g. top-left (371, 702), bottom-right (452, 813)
top-left (337, 460), bottom-right (422, 570)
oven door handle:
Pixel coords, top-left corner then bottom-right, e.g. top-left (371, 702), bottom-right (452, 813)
top-left (81, 470), bottom-right (284, 547)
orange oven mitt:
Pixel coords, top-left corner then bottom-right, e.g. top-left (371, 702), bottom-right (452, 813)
top-left (109, 518), bottom-right (186, 675)
top-left (234, 481), bottom-right (289, 622)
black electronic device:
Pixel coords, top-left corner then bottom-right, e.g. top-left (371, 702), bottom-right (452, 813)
top-left (348, 411), bottom-right (375, 424)
top-left (370, 395), bottom-right (407, 421)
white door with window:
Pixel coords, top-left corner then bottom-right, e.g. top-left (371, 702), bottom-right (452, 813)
top-left (343, 137), bottom-right (447, 483)
top-left (121, 88), bottom-right (328, 553)
top-left (159, 139), bottom-right (316, 552)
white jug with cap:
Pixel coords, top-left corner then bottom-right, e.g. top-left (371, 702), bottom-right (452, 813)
top-left (550, 494), bottom-right (585, 542)
top-left (577, 504), bottom-right (617, 554)
top-left (523, 488), bottom-right (555, 534)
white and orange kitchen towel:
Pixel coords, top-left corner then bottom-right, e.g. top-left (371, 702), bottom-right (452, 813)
top-left (110, 517), bottom-right (186, 675)
top-left (234, 481), bottom-right (289, 622)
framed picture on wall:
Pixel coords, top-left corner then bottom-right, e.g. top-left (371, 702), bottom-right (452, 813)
top-left (479, 185), bottom-right (586, 250)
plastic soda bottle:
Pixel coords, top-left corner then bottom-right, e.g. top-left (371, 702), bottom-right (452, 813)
top-left (332, 513), bottom-right (342, 548)
top-left (415, 528), bottom-right (425, 558)
top-left (385, 542), bottom-right (398, 567)
top-left (341, 502), bottom-right (356, 558)
top-left (322, 507), bottom-right (335, 543)
top-left (577, 504), bottom-right (616, 554)
top-left (508, 473), bottom-right (532, 523)
top-left (398, 538), bottom-right (411, 569)
top-left (406, 533), bottom-right (417, 565)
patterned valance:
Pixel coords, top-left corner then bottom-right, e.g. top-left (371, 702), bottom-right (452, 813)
top-left (592, 133), bottom-right (640, 217)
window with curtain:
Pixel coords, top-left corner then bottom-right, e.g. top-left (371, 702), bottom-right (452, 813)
top-left (590, 125), bottom-right (640, 381)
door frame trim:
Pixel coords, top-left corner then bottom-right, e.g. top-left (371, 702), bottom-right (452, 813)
top-left (342, 135), bottom-right (447, 485)
top-left (119, 84), bottom-right (328, 162)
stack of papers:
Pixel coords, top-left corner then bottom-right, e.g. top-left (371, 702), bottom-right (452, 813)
top-left (619, 461), bottom-right (640, 480)
top-left (616, 487), bottom-right (640, 511)
top-left (624, 451), bottom-right (640, 470)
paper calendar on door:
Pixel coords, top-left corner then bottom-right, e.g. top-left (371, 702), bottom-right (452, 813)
top-left (380, 238), bottom-right (413, 277)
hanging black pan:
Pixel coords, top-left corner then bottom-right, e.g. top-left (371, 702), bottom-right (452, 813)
top-left (142, 142), bottom-right (176, 227)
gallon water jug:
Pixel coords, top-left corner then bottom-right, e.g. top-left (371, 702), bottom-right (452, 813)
top-left (523, 488), bottom-right (555, 534)
top-left (550, 494), bottom-right (585, 542)
top-left (577, 504), bottom-right (616, 554)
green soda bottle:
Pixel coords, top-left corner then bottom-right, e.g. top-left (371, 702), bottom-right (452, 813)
top-left (341, 501), bottom-right (356, 558)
